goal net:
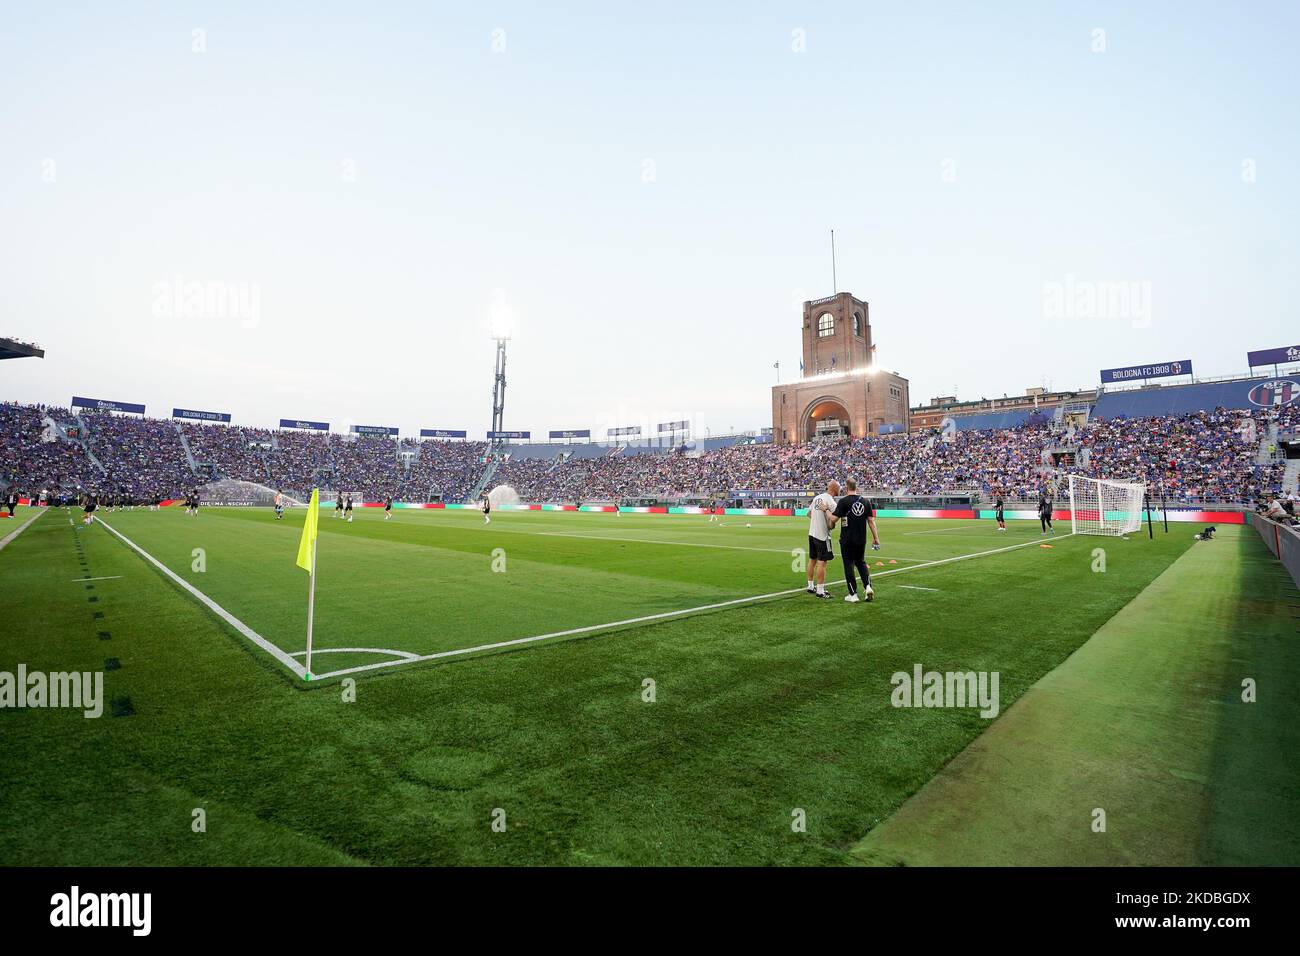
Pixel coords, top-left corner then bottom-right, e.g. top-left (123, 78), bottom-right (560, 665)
top-left (1068, 475), bottom-right (1145, 536)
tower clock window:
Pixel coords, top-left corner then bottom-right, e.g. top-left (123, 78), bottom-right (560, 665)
top-left (853, 311), bottom-right (862, 336)
top-left (817, 312), bottom-right (835, 337)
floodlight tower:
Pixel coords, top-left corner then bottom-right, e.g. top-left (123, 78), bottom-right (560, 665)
top-left (489, 312), bottom-right (513, 449)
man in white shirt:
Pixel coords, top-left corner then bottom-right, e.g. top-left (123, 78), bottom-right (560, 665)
top-left (805, 480), bottom-right (840, 599)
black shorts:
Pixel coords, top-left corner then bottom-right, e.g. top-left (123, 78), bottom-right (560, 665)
top-left (384, 504), bottom-right (391, 511)
top-left (995, 510), bottom-right (1005, 521)
top-left (808, 535), bottom-right (833, 562)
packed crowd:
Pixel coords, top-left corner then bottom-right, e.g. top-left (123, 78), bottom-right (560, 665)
top-left (0, 401), bottom-right (1292, 506)
top-left (0, 403), bottom-right (97, 494)
top-left (494, 409), bottom-right (1287, 504)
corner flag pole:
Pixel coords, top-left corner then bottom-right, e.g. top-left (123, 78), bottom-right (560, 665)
top-left (305, 535), bottom-right (317, 676)
top-left (296, 487), bottom-right (321, 680)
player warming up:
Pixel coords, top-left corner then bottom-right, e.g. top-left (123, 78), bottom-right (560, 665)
top-left (384, 495), bottom-right (393, 520)
top-left (334, 493), bottom-right (344, 519)
top-left (274, 491), bottom-right (284, 520)
top-left (1038, 492), bottom-right (1054, 534)
top-left (482, 492), bottom-right (491, 524)
top-left (995, 494), bottom-right (1006, 531)
top-left (805, 480), bottom-right (839, 599)
top-left (829, 478), bottom-right (880, 603)
top-left (345, 494), bottom-right (354, 523)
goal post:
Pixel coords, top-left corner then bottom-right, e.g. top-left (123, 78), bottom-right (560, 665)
top-left (1068, 474), bottom-right (1146, 536)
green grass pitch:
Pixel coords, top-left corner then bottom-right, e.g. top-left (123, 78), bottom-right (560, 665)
top-left (1, 506), bottom-right (1295, 865)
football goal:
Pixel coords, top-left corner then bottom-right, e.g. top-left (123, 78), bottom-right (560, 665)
top-left (1067, 474), bottom-right (1146, 536)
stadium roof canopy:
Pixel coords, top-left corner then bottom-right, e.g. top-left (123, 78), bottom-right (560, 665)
top-left (0, 337), bottom-right (44, 360)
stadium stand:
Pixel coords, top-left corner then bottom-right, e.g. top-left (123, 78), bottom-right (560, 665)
top-left (1091, 375), bottom-right (1297, 419)
top-left (0, 400), bottom-right (1292, 506)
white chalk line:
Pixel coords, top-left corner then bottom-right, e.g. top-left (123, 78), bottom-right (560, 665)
top-left (310, 532), bottom-right (1076, 680)
top-left (0, 508), bottom-right (46, 551)
top-left (72, 575), bottom-right (123, 583)
top-left (903, 524), bottom-right (995, 536)
top-left (897, 585), bottom-right (940, 592)
top-left (288, 647), bottom-right (418, 661)
top-left (95, 517), bottom-right (308, 680)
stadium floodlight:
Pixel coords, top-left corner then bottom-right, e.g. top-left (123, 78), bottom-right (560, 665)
top-left (1068, 474), bottom-right (1146, 536)
top-left (489, 300), bottom-right (515, 342)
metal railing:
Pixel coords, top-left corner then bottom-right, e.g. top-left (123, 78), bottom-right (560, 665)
top-left (1249, 513), bottom-right (1300, 588)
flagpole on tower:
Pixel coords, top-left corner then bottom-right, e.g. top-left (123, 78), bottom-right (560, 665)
top-left (830, 229), bottom-right (837, 294)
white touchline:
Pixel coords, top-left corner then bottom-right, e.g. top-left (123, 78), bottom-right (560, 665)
top-left (530, 529), bottom-right (926, 562)
top-left (0, 508), bottom-right (46, 551)
top-left (538, 530), bottom-right (811, 555)
top-left (95, 517), bottom-right (308, 680)
top-left (902, 524), bottom-right (992, 536)
top-left (309, 532), bottom-right (1076, 680)
top-left (897, 585), bottom-right (940, 592)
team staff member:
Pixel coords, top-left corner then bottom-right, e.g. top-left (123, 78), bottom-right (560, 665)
top-left (804, 480), bottom-right (839, 599)
top-left (828, 478), bottom-right (881, 603)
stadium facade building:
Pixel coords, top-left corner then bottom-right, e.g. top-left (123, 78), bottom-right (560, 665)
top-left (770, 293), bottom-right (911, 443)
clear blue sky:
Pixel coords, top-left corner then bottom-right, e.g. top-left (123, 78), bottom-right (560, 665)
top-left (2, 1), bottom-right (1296, 436)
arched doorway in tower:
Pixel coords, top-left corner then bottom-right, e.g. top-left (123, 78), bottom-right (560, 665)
top-left (804, 399), bottom-right (852, 441)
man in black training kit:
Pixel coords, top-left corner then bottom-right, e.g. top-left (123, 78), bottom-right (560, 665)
top-left (828, 478), bottom-right (881, 603)
top-left (1038, 491), bottom-right (1054, 534)
top-left (335, 493), bottom-right (344, 518)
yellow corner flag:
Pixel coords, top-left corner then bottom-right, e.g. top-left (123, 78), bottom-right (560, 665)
top-left (297, 488), bottom-right (319, 573)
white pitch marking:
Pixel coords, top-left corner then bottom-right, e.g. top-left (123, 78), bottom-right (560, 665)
top-left (0, 508), bottom-right (46, 551)
top-left (537, 531), bottom-right (797, 555)
top-left (903, 524), bottom-right (992, 536)
top-left (897, 585), bottom-right (940, 592)
top-left (71, 575), bottom-right (124, 583)
top-left (310, 532), bottom-right (1076, 680)
top-left (95, 517), bottom-right (308, 680)
top-left (288, 647), bottom-right (418, 661)
top-left (533, 529), bottom-right (925, 563)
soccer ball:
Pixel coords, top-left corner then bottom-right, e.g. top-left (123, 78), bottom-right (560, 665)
top-left (745, 522), bottom-right (751, 528)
